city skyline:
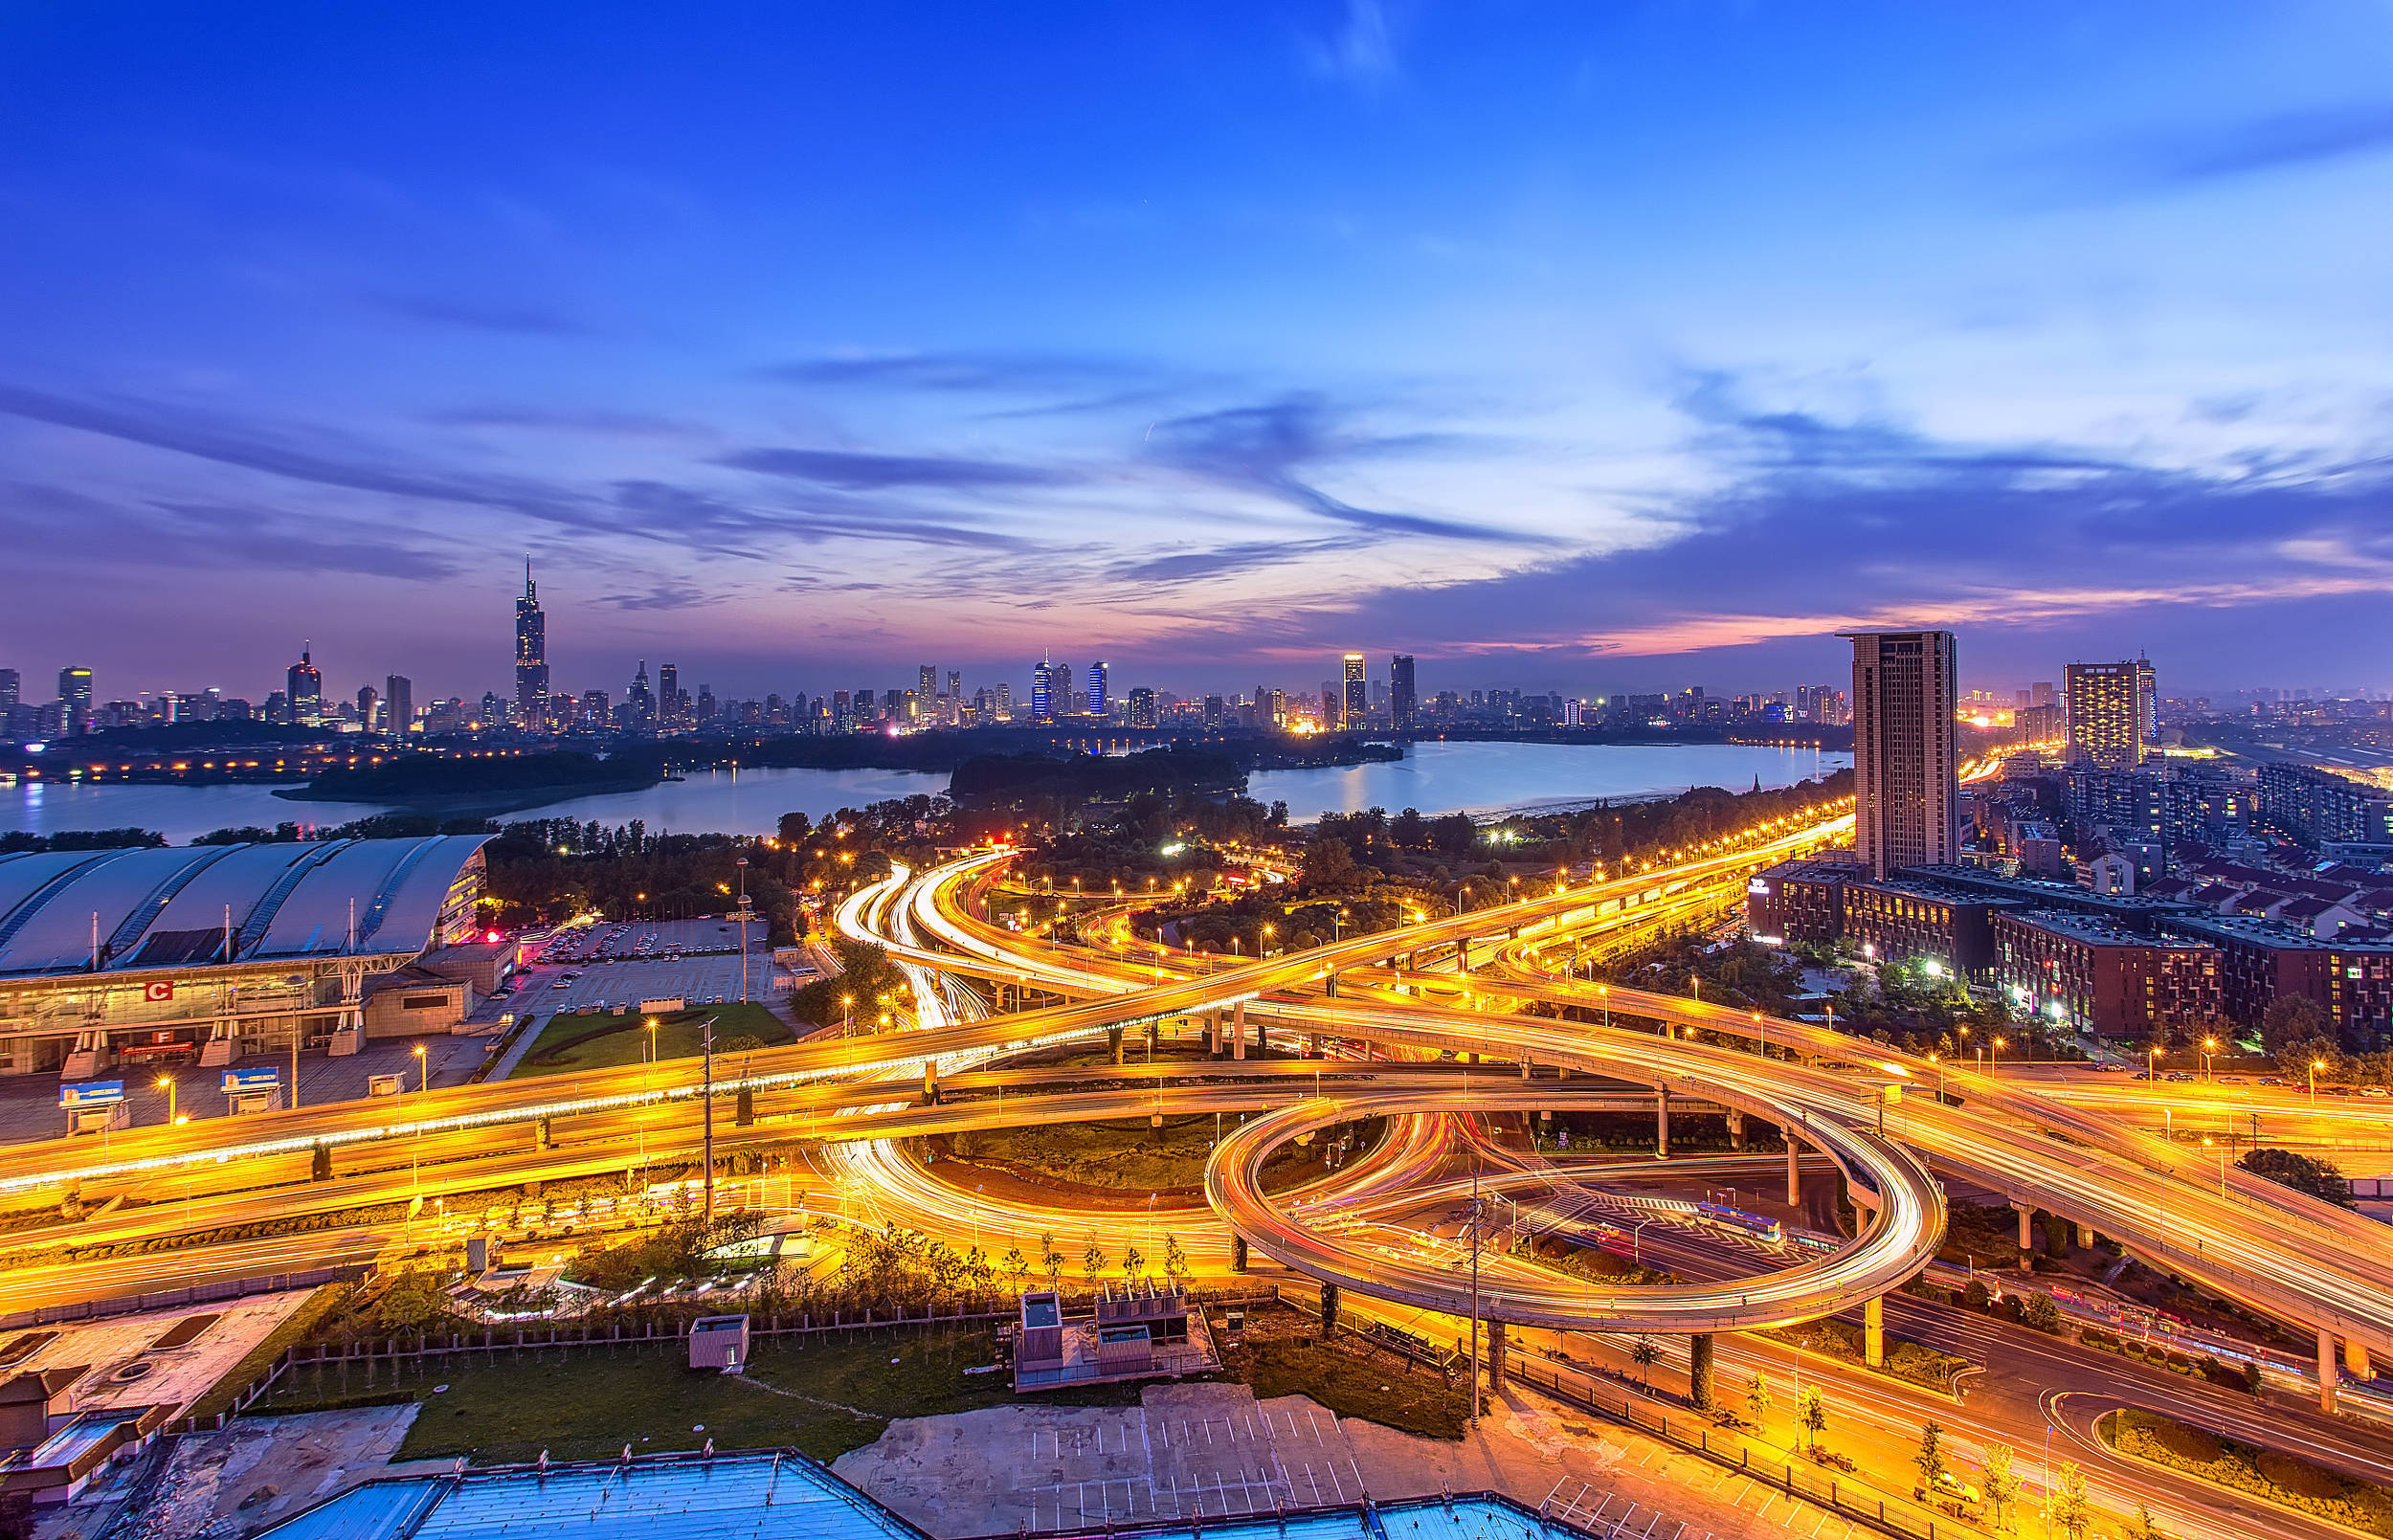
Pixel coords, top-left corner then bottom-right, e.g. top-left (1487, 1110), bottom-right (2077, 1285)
top-left (5, 6), bottom-right (2393, 697)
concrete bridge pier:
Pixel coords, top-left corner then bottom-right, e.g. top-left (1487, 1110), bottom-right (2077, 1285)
top-left (2013, 1201), bottom-right (2036, 1261)
top-left (2075, 1220), bottom-right (2094, 1249)
top-left (1725, 1109), bottom-right (1745, 1150)
top-left (1655, 1086), bottom-right (1671, 1159)
top-left (1232, 1003), bottom-right (1245, 1060)
top-left (1865, 1295), bottom-right (1886, 1368)
top-left (1786, 1137), bottom-right (1801, 1206)
top-left (923, 1061), bottom-right (939, 1103)
top-left (2321, 1327), bottom-right (2340, 1413)
top-left (2350, 1338), bottom-right (2375, 1381)
top-left (1206, 1011), bottom-right (1221, 1057)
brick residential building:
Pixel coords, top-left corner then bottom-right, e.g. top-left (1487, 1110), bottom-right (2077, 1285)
top-left (1993, 910), bottom-right (2223, 1040)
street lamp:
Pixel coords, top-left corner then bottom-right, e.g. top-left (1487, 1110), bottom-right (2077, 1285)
top-left (412, 1042), bottom-right (428, 1094)
top-left (1598, 983), bottom-right (1609, 1031)
top-left (2311, 1058), bottom-right (2325, 1103)
top-left (155, 1075), bottom-right (177, 1126)
top-left (2202, 1037), bottom-right (2218, 1081)
top-left (841, 995), bottom-right (854, 1038)
top-left (1990, 1037), bottom-right (2005, 1079)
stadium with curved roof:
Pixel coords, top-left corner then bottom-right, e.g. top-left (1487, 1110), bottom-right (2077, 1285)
top-left (0, 836), bottom-right (493, 1082)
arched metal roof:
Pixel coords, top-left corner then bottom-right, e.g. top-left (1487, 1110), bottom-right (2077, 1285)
top-left (0, 836), bottom-right (491, 978)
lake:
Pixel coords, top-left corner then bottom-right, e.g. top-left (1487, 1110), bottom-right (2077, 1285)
top-left (5, 741), bottom-right (1845, 844)
top-left (1248, 740), bottom-right (1848, 820)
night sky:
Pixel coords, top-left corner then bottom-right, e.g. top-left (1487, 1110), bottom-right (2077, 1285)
top-left (4, 3), bottom-right (2389, 705)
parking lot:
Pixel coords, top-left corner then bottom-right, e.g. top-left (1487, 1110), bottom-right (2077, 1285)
top-left (483, 916), bottom-right (798, 1022)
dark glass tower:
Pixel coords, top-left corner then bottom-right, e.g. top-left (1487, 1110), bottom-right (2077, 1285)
top-left (515, 558), bottom-right (549, 729)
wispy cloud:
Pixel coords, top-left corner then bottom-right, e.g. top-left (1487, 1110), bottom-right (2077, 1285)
top-left (2138, 101), bottom-right (2393, 184)
top-left (1146, 393), bottom-right (1540, 545)
top-left (1303, 0), bottom-right (1403, 89)
top-left (715, 446), bottom-right (1073, 491)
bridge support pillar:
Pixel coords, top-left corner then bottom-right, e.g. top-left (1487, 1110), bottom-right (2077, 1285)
top-left (2350, 1338), bottom-right (2375, 1381)
top-left (2013, 1202), bottom-right (2035, 1260)
top-left (1230, 1235), bottom-right (1247, 1273)
top-left (1655, 1087), bottom-right (1670, 1159)
top-left (1519, 1057), bottom-right (1532, 1081)
top-left (1109, 1026), bottom-right (1125, 1065)
top-left (1786, 1138), bottom-right (1800, 1206)
top-left (2321, 1327), bottom-right (2340, 1413)
top-left (1725, 1109), bottom-right (1745, 1150)
top-left (2075, 1220), bottom-right (2094, 1250)
top-left (1232, 1003), bottom-right (1245, 1060)
top-left (923, 1062), bottom-right (938, 1104)
top-left (1206, 1012), bottom-right (1220, 1057)
top-left (1690, 1332), bottom-right (1715, 1409)
top-left (1865, 1295), bottom-right (1885, 1369)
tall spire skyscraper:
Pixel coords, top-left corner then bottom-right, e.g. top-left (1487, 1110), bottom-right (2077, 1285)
top-left (515, 557), bottom-right (549, 730)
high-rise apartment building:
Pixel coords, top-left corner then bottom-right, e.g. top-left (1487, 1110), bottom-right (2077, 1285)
top-left (1390, 655), bottom-right (1417, 732)
top-left (283, 648), bottom-right (320, 726)
top-left (0, 670), bottom-right (18, 713)
top-left (1256, 686), bottom-right (1285, 729)
top-left (1086, 660), bottom-right (1109, 719)
top-left (2065, 660), bottom-right (2145, 771)
top-left (1846, 630), bottom-right (1959, 880)
top-left (658, 663), bottom-right (681, 729)
top-left (355, 684), bottom-right (380, 732)
top-left (994, 682), bottom-right (1011, 719)
top-left (1128, 686), bottom-right (1157, 728)
top-left (2030, 681), bottom-right (2056, 708)
top-left (2135, 657), bottom-right (2158, 743)
top-left (515, 560), bottom-right (549, 729)
top-left (1342, 654), bottom-right (1367, 728)
top-left (384, 675), bottom-right (414, 736)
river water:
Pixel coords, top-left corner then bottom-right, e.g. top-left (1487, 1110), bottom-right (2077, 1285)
top-left (3, 741), bottom-right (1845, 844)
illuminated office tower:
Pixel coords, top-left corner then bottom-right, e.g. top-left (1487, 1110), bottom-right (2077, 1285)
top-left (1032, 658), bottom-right (1072, 723)
top-left (1086, 660), bottom-right (1108, 718)
top-left (384, 675), bottom-right (413, 736)
top-left (1845, 630), bottom-right (1959, 880)
top-left (284, 648), bottom-right (321, 726)
top-left (56, 666), bottom-right (93, 734)
top-left (1128, 686), bottom-right (1157, 727)
top-left (1342, 654), bottom-right (1367, 728)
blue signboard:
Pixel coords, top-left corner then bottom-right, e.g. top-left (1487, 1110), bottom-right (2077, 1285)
top-left (58, 1081), bottom-right (125, 1109)
top-left (221, 1068), bottom-right (280, 1094)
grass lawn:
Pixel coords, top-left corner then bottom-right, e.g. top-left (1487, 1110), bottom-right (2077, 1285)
top-left (510, 1003), bottom-right (793, 1080)
top-left (1223, 1327), bottom-right (1466, 1440)
top-left (942, 1115), bottom-right (1382, 1194)
top-left (382, 1327), bottom-right (1145, 1465)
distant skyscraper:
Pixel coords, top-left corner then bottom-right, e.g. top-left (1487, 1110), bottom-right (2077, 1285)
top-left (515, 559), bottom-right (549, 729)
top-left (627, 660), bottom-right (655, 731)
top-left (946, 669), bottom-right (961, 702)
top-left (1390, 655), bottom-right (1417, 732)
top-left (1086, 660), bottom-right (1108, 718)
top-left (1846, 630), bottom-right (1959, 880)
top-left (56, 665), bottom-right (93, 735)
top-left (1256, 686), bottom-right (1285, 729)
top-left (919, 664), bottom-right (937, 699)
top-left (1341, 654), bottom-right (1367, 729)
top-left (995, 681), bottom-right (1011, 718)
top-left (2066, 660), bottom-right (2145, 770)
top-left (355, 684), bottom-right (379, 732)
top-left (658, 663), bottom-right (680, 727)
top-left (283, 648), bottom-right (320, 726)
top-left (2030, 681), bottom-right (2056, 708)
top-left (2135, 656), bottom-right (2158, 743)
top-left (1032, 658), bottom-right (1071, 723)
top-left (1203, 694), bottom-right (1225, 730)
top-left (384, 675), bottom-right (414, 736)
top-left (0, 669), bottom-right (18, 713)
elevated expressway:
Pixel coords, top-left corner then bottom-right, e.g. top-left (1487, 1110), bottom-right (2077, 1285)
top-left (870, 840), bottom-right (2393, 1404)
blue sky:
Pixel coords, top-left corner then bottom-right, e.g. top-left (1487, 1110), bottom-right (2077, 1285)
top-left (4, 2), bottom-right (2391, 706)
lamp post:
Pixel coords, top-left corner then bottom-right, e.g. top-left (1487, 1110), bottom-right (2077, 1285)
top-left (155, 1075), bottom-right (176, 1127)
top-left (1990, 1037), bottom-right (2004, 1079)
top-left (2311, 1058), bottom-right (2325, 1104)
top-left (734, 856), bottom-right (750, 1004)
top-left (2202, 1037), bottom-right (2218, 1082)
top-left (1633, 1218), bottom-right (1651, 1265)
top-left (1598, 984), bottom-right (1609, 1032)
top-left (2147, 1044), bottom-right (2160, 1087)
